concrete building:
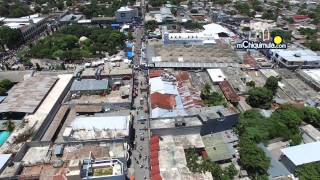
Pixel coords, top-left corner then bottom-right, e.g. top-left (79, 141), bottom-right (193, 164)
top-left (298, 69), bottom-right (320, 91)
top-left (63, 115), bottom-right (130, 141)
top-left (70, 79), bottom-right (110, 94)
top-left (163, 23), bottom-right (234, 45)
top-left (115, 6), bottom-right (138, 23)
top-left (270, 49), bottom-right (320, 69)
top-left (280, 142), bottom-right (320, 172)
top-left (1, 14), bottom-right (47, 42)
top-left (82, 158), bottom-right (125, 180)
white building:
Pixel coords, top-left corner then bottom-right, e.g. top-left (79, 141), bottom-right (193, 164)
top-left (280, 142), bottom-right (320, 172)
top-left (270, 48), bottom-right (320, 69)
top-left (163, 23), bottom-right (234, 45)
top-left (115, 6), bottom-right (138, 23)
top-left (1, 14), bottom-right (47, 42)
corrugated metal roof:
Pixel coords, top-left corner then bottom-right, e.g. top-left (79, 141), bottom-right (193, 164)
top-left (219, 80), bottom-right (240, 103)
top-left (281, 141), bottom-right (320, 166)
top-left (70, 79), bottom-right (108, 91)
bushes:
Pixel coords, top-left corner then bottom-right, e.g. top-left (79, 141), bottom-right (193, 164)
top-left (246, 87), bottom-right (273, 109)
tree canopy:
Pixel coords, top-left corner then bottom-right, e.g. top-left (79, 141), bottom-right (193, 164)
top-left (0, 26), bottom-right (22, 50)
top-left (27, 25), bottom-right (126, 60)
top-left (264, 76), bottom-right (279, 95)
top-left (295, 162), bottom-right (320, 180)
top-left (0, 79), bottom-right (14, 96)
top-left (201, 83), bottom-right (226, 107)
top-left (239, 137), bottom-right (270, 175)
top-left (246, 87), bottom-right (273, 109)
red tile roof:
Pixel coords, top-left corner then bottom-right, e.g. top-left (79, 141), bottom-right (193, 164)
top-left (293, 15), bottom-right (309, 21)
top-left (149, 70), bottom-right (164, 78)
top-left (219, 80), bottom-right (240, 103)
top-left (151, 92), bottom-right (176, 110)
top-left (151, 174), bottom-right (162, 180)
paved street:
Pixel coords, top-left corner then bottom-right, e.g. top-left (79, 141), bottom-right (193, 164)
top-left (129, 1), bottom-right (151, 178)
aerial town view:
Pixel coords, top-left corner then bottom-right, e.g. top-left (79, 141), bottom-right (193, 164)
top-left (0, 0), bottom-right (320, 180)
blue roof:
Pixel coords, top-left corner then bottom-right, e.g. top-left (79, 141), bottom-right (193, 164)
top-left (0, 154), bottom-right (11, 170)
top-left (127, 51), bottom-right (135, 59)
top-left (258, 144), bottom-right (291, 178)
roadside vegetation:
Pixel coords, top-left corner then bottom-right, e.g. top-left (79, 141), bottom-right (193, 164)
top-left (26, 25), bottom-right (126, 61)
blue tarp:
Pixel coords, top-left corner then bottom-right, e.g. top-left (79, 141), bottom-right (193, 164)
top-left (111, 23), bottom-right (120, 29)
top-left (127, 51), bottom-right (135, 59)
top-left (127, 43), bottom-right (134, 49)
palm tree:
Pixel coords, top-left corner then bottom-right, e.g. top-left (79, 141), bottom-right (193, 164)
top-left (2, 120), bottom-right (15, 132)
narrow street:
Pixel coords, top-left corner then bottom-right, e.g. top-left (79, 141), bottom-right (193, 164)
top-left (129, 2), bottom-right (151, 178)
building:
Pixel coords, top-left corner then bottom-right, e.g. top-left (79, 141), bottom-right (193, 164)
top-left (298, 69), bottom-right (320, 91)
top-left (258, 144), bottom-right (293, 180)
top-left (0, 154), bottom-right (12, 174)
top-left (1, 14), bottom-right (47, 42)
top-left (270, 49), bottom-right (320, 69)
top-left (115, 6), bottom-right (138, 23)
top-left (280, 141), bottom-right (320, 172)
top-left (201, 131), bottom-right (237, 163)
top-left (300, 124), bottom-right (320, 143)
top-left (0, 141), bottom-right (127, 179)
top-left (206, 69), bottom-right (226, 84)
top-left (82, 158), bottom-right (125, 180)
top-left (59, 13), bottom-right (83, 25)
top-left (219, 80), bottom-right (240, 104)
top-left (163, 23), bottom-right (234, 45)
top-left (70, 79), bottom-right (109, 94)
top-left (63, 115), bottom-right (130, 141)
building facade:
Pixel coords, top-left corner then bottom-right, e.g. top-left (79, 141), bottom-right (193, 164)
top-left (115, 7), bottom-right (138, 23)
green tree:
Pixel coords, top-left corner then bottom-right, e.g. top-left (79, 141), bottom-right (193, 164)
top-left (239, 137), bottom-right (270, 175)
top-left (295, 162), bottom-right (320, 180)
top-left (234, 2), bottom-right (250, 16)
top-left (2, 120), bottom-right (15, 132)
top-left (246, 81), bottom-right (255, 87)
top-left (0, 79), bottom-right (13, 90)
top-left (224, 163), bottom-right (238, 179)
top-left (301, 107), bottom-right (320, 127)
top-left (264, 76), bottom-right (279, 95)
top-left (246, 87), bottom-right (273, 109)
top-left (0, 87), bottom-right (6, 96)
top-left (0, 26), bottom-right (22, 50)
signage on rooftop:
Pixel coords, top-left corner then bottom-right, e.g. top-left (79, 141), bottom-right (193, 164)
top-left (236, 36), bottom-right (287, 50)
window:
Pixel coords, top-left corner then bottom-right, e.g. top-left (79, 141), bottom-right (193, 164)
top-left (121, 13), bottom-right (126, 17)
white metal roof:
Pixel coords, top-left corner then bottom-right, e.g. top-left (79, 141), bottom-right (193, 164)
top-left (271, 49), bottom-right (320, 62)
top-left (281, 141), bottom-right (320, 166)
top-left (207, 69), bottom-right (226, 82)
top-left (0, 154), bottom-right (11, 170)
top-left (117, 6), bottom-right (133, 12)
top-left (71, 116), bottom-right (130, 131)
top-left (301, 69), bottom-right (320, 84)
